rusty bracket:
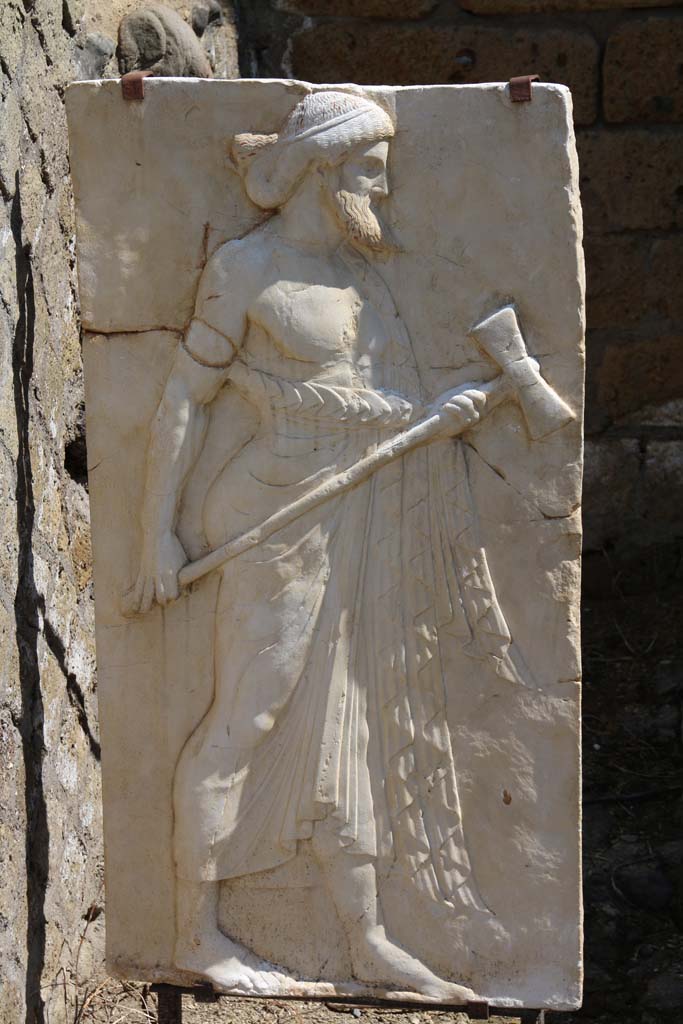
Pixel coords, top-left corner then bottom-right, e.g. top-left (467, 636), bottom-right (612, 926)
top-left (121, 69), bottom-right (154, 101)
top-left (509, 74), bottom-right (540, 103)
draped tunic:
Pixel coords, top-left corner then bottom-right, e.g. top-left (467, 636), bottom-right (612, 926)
top-left (172, 237), bottom-right (528, 914)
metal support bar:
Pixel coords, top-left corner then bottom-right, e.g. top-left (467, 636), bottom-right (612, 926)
top-left (466, 1001), bottom-right (490, 1019)
top-left (150, 983), bottom-right (550, 1023)
top-left (154, 984), bottom-right (183, 1024)
top-left (194, 985), bottom-right (219, 1003)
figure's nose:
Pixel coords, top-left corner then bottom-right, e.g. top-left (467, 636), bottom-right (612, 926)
top-left (371, 175), bottom-right (388, 198)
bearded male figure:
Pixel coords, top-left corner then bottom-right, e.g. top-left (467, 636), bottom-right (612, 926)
top-left (129, 91), bottom-right (529, 999)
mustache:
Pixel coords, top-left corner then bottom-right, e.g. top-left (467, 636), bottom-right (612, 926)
top-left (331, 189), bottom-right (400, 256)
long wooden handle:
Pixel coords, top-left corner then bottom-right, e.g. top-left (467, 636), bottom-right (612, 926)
top-left (177, 377), bottom-right (505, 589)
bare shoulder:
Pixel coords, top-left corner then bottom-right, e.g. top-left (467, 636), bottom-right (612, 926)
top-left (196, 224), bottom-right (278, 311)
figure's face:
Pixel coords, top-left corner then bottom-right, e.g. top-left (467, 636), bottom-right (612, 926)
top-left (324, 138), bottom-right (395, 256)
top-left (338, 140), bottom-right (390, 201)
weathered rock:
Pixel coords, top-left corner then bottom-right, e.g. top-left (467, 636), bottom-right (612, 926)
top-left (278, 0), bottom-right (438, 16)
top-left (604, 16), bottom-right (683, 124)
top-left (192, 0), bottom-right (223, 37)
top-left (644, 973), bottom-right (683, 1011)
top-left (621, 704), bottom-right (680, 746)
top-left (614, 860), bottom-right (674, 912)
top-left (584, 234), bottom-right (683, 329)
top-left (117, 3), bottom-right (213, 77)
top-left (578, 129), bottom-right (683, 231)
top-left (460, 0), bottom-right (679, 10)
top-left (582, 438), bottom-right (642, 550)
top-left (197, 1), bottom-right (240, 80)
top-left (70, 1), bottom-right (239, 80)
top-left (0, 3), bottom-right (105, 1022)
top-left (596, 332), bottom-right (683, 422)
top-left (653, 662), bottom-right (683, 700)
top-left (74, 31), bottom-right (116, 80)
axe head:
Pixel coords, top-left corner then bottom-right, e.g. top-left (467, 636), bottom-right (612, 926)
top-left (470, 306), bottom-right (575, 440)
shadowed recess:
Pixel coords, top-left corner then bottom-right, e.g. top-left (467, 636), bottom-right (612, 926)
top-left (12, 174), bottom-right (48, 1024)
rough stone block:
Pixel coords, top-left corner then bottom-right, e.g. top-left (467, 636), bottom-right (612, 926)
top-left (584, 234), bottom-right (683, 329)
top-left (604, 17), bottom-right (683, 124)
top-left (597, 332), bottom-right (683, 422)
top-left (641, 439), bottom-right (683, 546)
top-left (277, 0), bottom-right (437, 16)
top-left (292, 24), bottom-right (598, 124)
top-left (0, 89), bottom-right (22, 198)
top-left (578, 130), bottom-right (683, 231)
top-left (72, 0), bottom-right (239, 80)
top-left (583, 434), bottom-right (683, 553)
top-left (582, 437), bottom-right (641, 551)
top-left (117, 4), bottom-right (213, 77)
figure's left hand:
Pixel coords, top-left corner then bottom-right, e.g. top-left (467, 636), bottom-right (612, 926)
top-left (433, 387), bottom-right (488, 436)
top-left (123, 529), bottom-right (187, 616)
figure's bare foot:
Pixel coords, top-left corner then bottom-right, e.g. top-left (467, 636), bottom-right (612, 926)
top-left (351, 924), bottom-right (475, 1003)
top-left (174, 926), bottom-right (289, 995)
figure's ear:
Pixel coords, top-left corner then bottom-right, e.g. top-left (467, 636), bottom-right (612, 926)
top-left (240, 144), bottom-right (316, 210)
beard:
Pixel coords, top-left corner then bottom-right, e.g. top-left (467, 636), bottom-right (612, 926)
top-left (328, 188), bottom-right (399, 257)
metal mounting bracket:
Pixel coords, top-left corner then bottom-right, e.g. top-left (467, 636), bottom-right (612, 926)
top-left (509, 74), bottom-right (540, 102)
top-left (121, 69), bottom-right (154, 101)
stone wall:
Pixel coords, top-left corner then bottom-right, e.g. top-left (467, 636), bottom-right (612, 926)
top-left (1, 6), bottom-right (100, 1022)
top-left (240, 0), bottom-right (683, 557)
top-left (0, 5), bottom-right (237, 1022)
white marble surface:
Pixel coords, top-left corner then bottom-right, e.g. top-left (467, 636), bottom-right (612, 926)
top-left (67, 79), bottom-right (584, 1010)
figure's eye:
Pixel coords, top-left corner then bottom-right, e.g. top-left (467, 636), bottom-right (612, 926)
top-left (361, 159), bottom-right (382, 175)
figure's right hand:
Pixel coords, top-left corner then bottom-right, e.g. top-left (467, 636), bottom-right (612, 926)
top-left (124, 530), bottom-right (187, 616)
top-left (432, 386), bottom-right (488, 437)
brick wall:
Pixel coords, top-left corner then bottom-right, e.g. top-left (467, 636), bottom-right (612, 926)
top-left (239, 0), bottom-right (683, 556)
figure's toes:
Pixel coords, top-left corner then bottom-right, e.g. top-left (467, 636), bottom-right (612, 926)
top-left (266, 968), bottom-right (292, 994)
top-left (212, 972), bottom-right (253, 995)
top-left (240, 956), bottom-right (288, 995)
top-left (256, 971), bottom-right (285, 996)
top-left (225, 964), bottom-right (289, 997)
top-left (431, 981), bottom-right (476, 1005)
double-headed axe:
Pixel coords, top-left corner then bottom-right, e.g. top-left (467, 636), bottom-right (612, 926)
top-left (470, 305), bottom-right (574, 440)
top-left (122, 306), bottom-right (574, 610)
